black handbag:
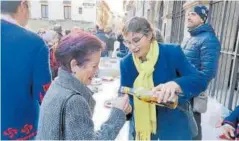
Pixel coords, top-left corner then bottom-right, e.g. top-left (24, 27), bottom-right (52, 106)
top-left (59, 93), bottom-right (80, 140)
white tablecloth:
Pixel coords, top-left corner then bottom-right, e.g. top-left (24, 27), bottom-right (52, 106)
top-left (91, 57), bottom-right (129, 140)
top-left (97, 57), bottom-right (120, 78)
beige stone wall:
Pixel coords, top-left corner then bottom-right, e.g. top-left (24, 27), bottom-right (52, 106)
top-left (122, 0), bottom-right (211, 43)
top-left (125, 0), bottom-right (173, 42)
top-left (123, 0), bottom-right (136, 22)
top-left (96, 0), bottom-right (110, 29)
top-left (163, 1), bottom-right (174, 42)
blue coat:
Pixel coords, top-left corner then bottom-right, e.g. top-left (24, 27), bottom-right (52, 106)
top-left (1, 20), bottom-right (51, 140)
top-left (182, 24), bottom-right (221, 82)
top-left (120, 43), bottom-right (208, 140)
top-left (223, 106), bottom-right (239, 128)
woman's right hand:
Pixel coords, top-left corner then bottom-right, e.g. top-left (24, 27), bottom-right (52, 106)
top-left (152, 81), bottom-right (181, 103)
top-left (111, 94), bottom-right (132, 114)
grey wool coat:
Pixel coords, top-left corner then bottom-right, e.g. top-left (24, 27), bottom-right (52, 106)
top-left (36, 68), bottom-right (126, 140)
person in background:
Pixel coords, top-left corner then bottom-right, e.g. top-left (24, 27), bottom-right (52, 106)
top-left (42, 30), bottom-right (58, 47)
top-left (65, 29), bottom-right (71, 36)
top-left (1, 0), bottom-right (51, 140)
top-left (120, 16), bottom-right (208, 140)
top-left (181, 5), bottom-right (221, 140)
top-left (116, 34), bottom-right (129, 58)
top-left (95, 26), bottom-right (109, 57)
top-left (71, 26), bottom-right (83, 33)
top-left (37, 28), bottom-right (46, 37)
top-left (95, 25), bottom-right (99, 33)
top-left (105, 27), bottom-right (116, 57)
top-left (90, 28), bottom-right (97, 35)
top-left (53, 24), bottom-right (63, 41)
top-left (42, 30), bottom-right (60, 79)
top-left (155, 28), bottom-right (164, 43)
top-left (37, 31), bottom-right (132, 140)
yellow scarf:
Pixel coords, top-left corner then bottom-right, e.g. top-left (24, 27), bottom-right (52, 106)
top-left (132, 40), bottom-right (159, 140)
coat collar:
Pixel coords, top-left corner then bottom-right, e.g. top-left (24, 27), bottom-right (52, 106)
top-left (1, 14), bottom-right (21, 27)
top-left (188, 23), bottom-right (215, 36)
top-left (55, 68), bottom-right (94, 102)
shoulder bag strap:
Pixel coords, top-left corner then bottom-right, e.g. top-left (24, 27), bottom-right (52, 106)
top-left (59, 93), bottom-right (80, 140)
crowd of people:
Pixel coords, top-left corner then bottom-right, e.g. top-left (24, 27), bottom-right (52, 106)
top-left (37, 23), bottom-right (138, 80)
top-left (2, 0), bottom-right (239, 140)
